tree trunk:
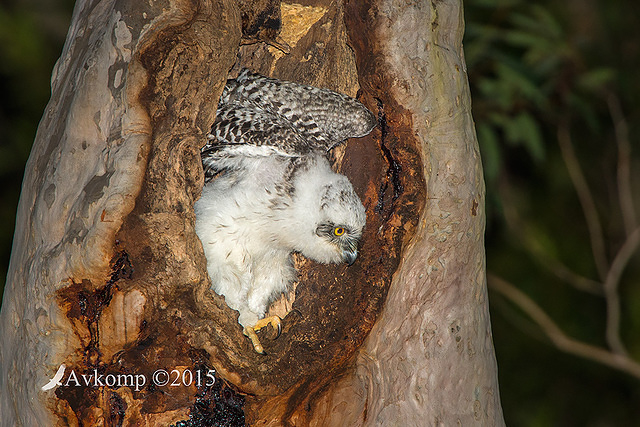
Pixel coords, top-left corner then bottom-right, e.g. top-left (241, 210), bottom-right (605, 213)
top-left (0, 0), bottom-right (504, 425)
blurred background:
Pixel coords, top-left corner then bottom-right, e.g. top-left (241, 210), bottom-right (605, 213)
top-left (0, 0), bottom-right (638, 425)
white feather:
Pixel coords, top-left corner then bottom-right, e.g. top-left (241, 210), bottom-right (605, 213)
top-left (196, 71), bottom-right (373, 331)
top-left (194, 154), bottom-right (365, 328)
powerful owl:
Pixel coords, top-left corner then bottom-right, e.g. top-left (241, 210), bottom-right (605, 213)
top-left (194, 69), bottom-right (376, 353)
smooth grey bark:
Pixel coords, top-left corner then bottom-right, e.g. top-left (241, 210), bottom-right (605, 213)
top-left (0, 1), bottom-right (149, 424)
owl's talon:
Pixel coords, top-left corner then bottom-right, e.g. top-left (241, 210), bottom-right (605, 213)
top-left (243, 327), bottom-right (265, 354)
top-left (254, 315), bottom-right (281, 336)
top-left (243, 316), bottom-right (282, 354)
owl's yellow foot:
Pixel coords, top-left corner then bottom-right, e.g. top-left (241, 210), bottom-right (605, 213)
top-left (243, 316), bottom-right (282, 354)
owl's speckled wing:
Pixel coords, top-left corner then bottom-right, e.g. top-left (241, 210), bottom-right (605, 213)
top-left (202, 69), bottom-right (376, 182)
top-left (204, 98), bottom-right (316, 159)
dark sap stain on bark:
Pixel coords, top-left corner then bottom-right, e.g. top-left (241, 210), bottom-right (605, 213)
top-left (108, 391), bottom-right (127, 427)
top-left (58, 251), bottom-right (132, 358)
top-left (374, 97), bottom-right (404, 220)
top-left (55, 250), bottom-right (133, 422)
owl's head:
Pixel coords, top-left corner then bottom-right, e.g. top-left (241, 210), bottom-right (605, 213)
top-left (290, 161), bottom-right (366, 265)
top-left (313, 177), bottom-right (366, 265)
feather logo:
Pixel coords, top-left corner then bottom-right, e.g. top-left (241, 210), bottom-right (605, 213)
top-left (41, 364), bottom-right (66, 391)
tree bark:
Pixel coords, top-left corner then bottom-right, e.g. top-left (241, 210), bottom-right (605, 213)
top-left (0, 0), bottom-right (504, 425)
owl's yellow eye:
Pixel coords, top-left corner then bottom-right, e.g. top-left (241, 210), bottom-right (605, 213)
top-left (334, 227), bottom-right (345, 236)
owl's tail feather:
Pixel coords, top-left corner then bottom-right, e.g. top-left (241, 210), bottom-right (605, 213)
top-left (243, 316), bottom-right (282, 354)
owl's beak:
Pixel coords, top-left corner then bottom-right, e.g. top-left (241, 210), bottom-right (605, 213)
top-left (343, 249), bottom-right (358, 266)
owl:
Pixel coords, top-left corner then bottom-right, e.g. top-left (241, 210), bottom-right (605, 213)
top-left (194, 69), bottom-right (376, 353)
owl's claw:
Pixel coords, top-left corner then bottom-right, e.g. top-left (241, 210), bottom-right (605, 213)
top-left (243, 316), bottom-right (282, 354)
top-left (243, 327), bottom-right (265, 354)
top-left (255, 315), bottom-right (282, 337)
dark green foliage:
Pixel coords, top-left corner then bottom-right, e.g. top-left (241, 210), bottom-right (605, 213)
top-left (466, 0), bottom-right (640, 425)
top-left (467, 1), bottom-right (615, 186)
